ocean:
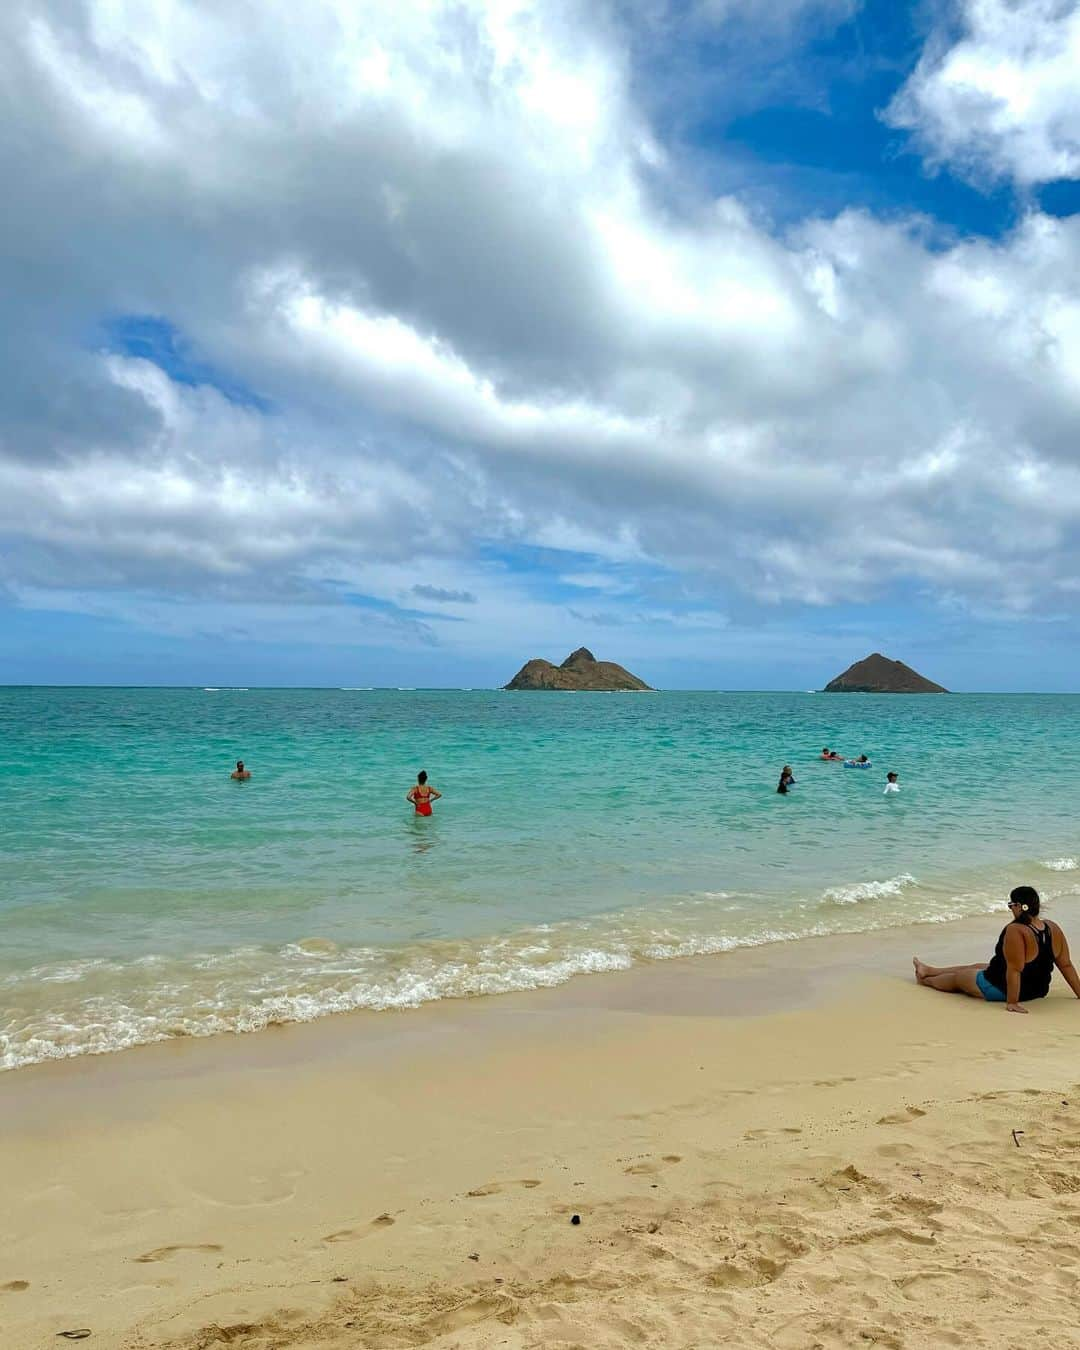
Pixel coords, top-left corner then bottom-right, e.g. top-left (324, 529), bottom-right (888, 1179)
top-left (2, 686), bottom-right (1078, 1070)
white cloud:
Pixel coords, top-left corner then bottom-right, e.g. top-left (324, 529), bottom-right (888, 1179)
top-left (887, 0), bottom-right (1080, 186)
top-left (3, 0), bottom-right (1080, 669)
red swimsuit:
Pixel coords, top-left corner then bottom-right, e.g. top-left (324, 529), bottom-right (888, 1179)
top-left (412, 790), bottom-right (433, 816)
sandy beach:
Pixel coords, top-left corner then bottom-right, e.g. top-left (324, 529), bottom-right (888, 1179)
top-left (4, 903), bottom-right (1080, 1350)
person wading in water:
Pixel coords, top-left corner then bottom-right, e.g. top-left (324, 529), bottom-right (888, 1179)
top-left (406, 770), bottom-right (441, 816)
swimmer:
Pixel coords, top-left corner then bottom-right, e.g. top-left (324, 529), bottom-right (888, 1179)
top-left (406, 769), bottom-right (441, 816)
top-left (230, 760), bottom-right (251, 780)
top-left (776, 765), bottom-right (795, 794)
top-left (884, 772), bottom-right (900, 794)
top-left (844, 754), bottom-right (871, 767)
top-left (820, 747), bottom-right (841, 761)
top-left (914, 886), bottom-right (1080, 1013)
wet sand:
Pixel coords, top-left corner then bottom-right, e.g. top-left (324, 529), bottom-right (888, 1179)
top-left (3, 901), bottom-right (1080, 1349)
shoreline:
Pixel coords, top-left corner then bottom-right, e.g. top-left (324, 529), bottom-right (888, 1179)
top-left (5, 899), bottom-right (1080, 1347)
top-left (6, 871), bottom-right (1080, 1076)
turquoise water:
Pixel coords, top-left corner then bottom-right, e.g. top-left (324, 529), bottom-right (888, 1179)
top-left (2, 687), bottom-right (1079, 1069)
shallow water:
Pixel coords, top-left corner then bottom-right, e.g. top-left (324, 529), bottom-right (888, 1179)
top-left (2, 687), bottom-right (1078, 1068)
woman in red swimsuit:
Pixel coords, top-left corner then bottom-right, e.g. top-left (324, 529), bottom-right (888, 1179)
top-left (406, 769), bottom-right (441, 816)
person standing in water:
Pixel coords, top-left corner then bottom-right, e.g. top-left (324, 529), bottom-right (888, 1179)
top-left (230, 760), bottom-right (251, 780)
top-left (776, 765), bottom-right (795, 794)
top-left (407, 770), bottom-right (441, 816)
top-left (884, 772), bottom-right (900, 793)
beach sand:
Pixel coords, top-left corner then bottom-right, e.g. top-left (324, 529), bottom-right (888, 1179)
top-left (4, 905), bottom-right (1080, 1349)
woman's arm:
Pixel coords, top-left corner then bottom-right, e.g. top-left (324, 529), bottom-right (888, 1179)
top-left (430, 788), bottom-right (442, 799)
top-left (1052, 925), bottom-right (1080, 999)
top-left (1004, 926), bottom-right (1029, 1013)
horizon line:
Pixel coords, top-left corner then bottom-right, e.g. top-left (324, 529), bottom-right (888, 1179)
top-left (2, 684), bottom-right (1076, 696)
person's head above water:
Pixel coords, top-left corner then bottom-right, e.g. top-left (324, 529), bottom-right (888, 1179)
top-left (858, 754), bottom-right (869, 762)
top-left (417, 770), bottom-right (428, 785)
top-left (887, 772), bottom-right (898, 782)
top-left (822, 747), bottom-right (829, 754)
top-left (1008, 885), bottom-right (1040, 920)
top-left (236, 760), bottom-right (244, 771)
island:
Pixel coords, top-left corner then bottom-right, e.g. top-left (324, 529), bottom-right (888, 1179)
top-left (503, 647), bottom-right (653, 691)
top-left (824, 652), bottom-right (948, 694)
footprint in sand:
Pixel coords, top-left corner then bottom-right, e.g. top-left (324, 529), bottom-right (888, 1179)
top-left (707, 1253), bottom-right (787, 1289)
top-left (1, 1280), bottom-right (29, 1292)
top-left (744, 1127), bottom-right (803, 1141)
top-left (896, 1267), bottom-right (992, 1301)
top-left (623, 1155), bottom-right (682, 1176)
top-left (322, 1214), bottom-right (396, 1242)
top-left (465, 1179), bottom-right (542, 1197)
top-left (133, 1244), bottom-right (223, 1263)
top-left (877, 1107), bottom-right (928, 1125)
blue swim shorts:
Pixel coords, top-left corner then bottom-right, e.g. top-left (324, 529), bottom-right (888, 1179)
top-left (976, 970), bottom-right (1006, 1002)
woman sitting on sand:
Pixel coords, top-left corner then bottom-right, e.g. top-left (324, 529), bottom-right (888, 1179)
top-left (914, 886), bottom-right (1080, 1013)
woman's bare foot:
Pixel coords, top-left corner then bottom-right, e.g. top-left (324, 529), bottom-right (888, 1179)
top-left (913, 956), bottom-right (928, 983)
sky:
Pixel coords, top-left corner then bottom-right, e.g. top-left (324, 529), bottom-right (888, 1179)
top-left (2, 0), bottom-right (1080, 690)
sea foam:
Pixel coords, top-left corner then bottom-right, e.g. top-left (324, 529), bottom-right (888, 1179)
top-left (821, 873), bottom-right (917, 905)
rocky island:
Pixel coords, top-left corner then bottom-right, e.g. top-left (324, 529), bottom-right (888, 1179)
top-left (504, 647), bottom-right (652, 691)
top-left (824, 652), bottom-right (948, 694)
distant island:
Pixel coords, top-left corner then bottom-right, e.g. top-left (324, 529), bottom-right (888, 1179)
top-left (504, 647), bottom-right (653, 691)
top-left (824, 652), bottom-right (948, 694)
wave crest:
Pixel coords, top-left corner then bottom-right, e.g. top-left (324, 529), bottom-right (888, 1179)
top-left (821, 873), bottom-right (917, 905)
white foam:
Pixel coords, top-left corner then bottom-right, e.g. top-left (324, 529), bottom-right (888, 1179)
top-left (821, 873), bottom-right (917, 905)
top-left (1043, 857), bottom-right (1078, 871)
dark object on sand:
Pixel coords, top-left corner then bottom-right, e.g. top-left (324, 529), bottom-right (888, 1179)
top-left (570, 1214), bottom-right (581, 1225)
top-left (504, 647), bottom-right (652, 691)
top-left (824, 652), bottom-right (947, 694)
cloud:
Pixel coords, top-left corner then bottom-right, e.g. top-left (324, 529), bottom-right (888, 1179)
top-left (694, 0), bottom-right (857, 30)
top-left (2, 0), bottom-right (1080, 674)
top-left (886, 0), bottom-right (1080, 187)
top-left (412, 584), bottom-right (477, 604)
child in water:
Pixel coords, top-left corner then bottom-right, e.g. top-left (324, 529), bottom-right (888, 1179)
top-left (777, 765), bottom-right (795, 794)
top-left (884, 772), bottom-right (900, 794)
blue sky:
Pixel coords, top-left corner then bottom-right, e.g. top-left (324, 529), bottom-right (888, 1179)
top-left (3, 0), bottom-right (1080, 688)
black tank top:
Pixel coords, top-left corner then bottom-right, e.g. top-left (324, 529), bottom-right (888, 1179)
top-left (984, 920), bottom-right (1054, 1001)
